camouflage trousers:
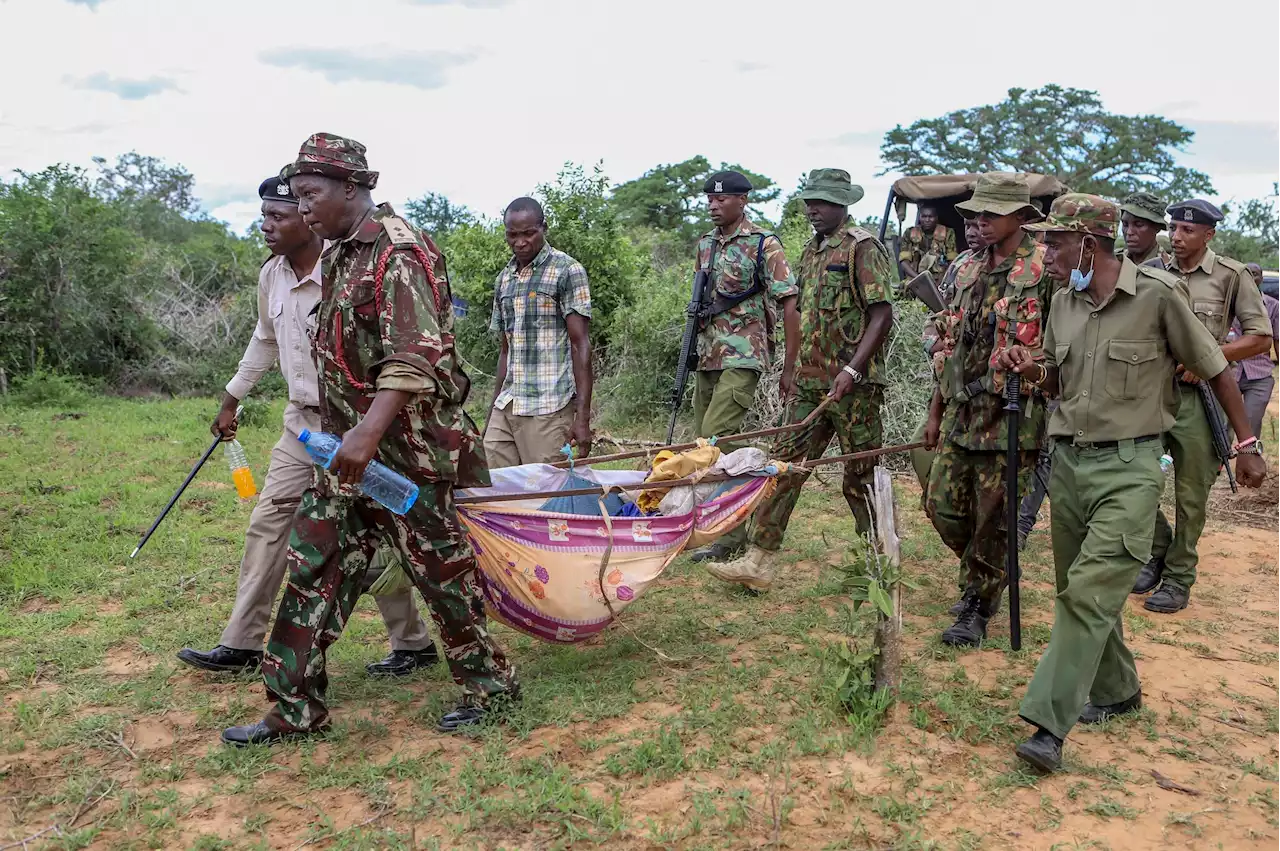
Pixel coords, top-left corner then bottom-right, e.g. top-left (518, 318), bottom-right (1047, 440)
top-left (925, 439), bottom-right (1036, 612)
top-left (753, 381), bottom-right (883, 551)
top-left (262, 484), bottom-right (517, 732)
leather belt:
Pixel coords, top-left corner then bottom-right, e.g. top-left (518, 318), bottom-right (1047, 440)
top-left (1072, 435), bottom-right (1160, 450)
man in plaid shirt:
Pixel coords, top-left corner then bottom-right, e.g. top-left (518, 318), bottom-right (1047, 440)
top-left (485, 197), bottom-right (593, 467)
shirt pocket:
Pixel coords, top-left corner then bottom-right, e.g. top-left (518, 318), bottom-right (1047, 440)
top-left (1192, 298), bottom-right (1228, 342)
top-left (1054, 342), bottom-right (1071, 391)
top-left (715, 253), bottom-right (753, 297)
top-left (1104, 339), bottom-right (1160, 401)
top-left (347, 284), bottom-right (379, 320)
top-left (522, 280), bottom-right (560, 320)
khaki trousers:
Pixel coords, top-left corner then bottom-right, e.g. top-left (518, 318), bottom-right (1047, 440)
top-left (219, 408), bottom-right (432, 652)
top-left (483, 401), bottom-right (575, 468)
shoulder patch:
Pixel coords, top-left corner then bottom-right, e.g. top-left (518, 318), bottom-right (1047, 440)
top-left (380, 216), bottom-right (418, 247)
top-left (847, 225), bottom-right (876, 243)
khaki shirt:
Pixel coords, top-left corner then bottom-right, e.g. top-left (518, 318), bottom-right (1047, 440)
top-left (1045, 259), bottom-right (1228, 443)
top-left (226, 252), bottom-right (322, 436)
top-left (1171, 247), bottom-right (1271, 344)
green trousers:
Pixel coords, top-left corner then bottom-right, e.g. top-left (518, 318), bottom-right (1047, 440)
top-left (693, 368), bottom-right (761, 549)
top-left (1150, 385), bottom-right (1219, 591)
top-left (1019, 439), bottom-right (1161, 740)
top-left (910, 419), bottom-right (934, 499)
top-left (751, 380), bottom-right (882, 550)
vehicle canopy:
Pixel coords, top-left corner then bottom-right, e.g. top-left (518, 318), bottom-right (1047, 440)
top-left (878, 172), bottom-right (1070, 265)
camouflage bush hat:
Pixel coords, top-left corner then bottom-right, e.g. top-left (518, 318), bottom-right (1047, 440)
top-left (1024, 193), bottom-right (1118, 239)
top-left (954, 173), bottom-right (1039, 219)
top-left (280, 133), bottom-right (379, 189)
top-left (798, 168), bottom-right (865, 206)
top-left (1120, 191), bottom-right (1167, 228)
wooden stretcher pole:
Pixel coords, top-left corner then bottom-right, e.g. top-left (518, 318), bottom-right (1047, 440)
top-left (459, 440), bottom-right (924, 505)
top-left (550, 397), bottom-right (834, 469)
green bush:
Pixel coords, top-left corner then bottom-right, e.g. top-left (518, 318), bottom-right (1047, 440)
top-left (2, 366), bottom-right (99, 410)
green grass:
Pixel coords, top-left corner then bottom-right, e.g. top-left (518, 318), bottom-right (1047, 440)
top-left (1, 395), bottom-right (1276, 849)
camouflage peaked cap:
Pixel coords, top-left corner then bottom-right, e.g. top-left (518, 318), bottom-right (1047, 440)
top-left (798, 168), bottom-right (865, 206)
top-left (280, 133), bottom-right (379, 189)
top-left (1119, 191), bottom-right (1167, 228)
top-left (955, 173), bottom-right (1039, 219)
top-left (1024, 193), bottom-right (1118, 239)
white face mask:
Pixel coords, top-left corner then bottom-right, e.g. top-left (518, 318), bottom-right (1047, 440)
top-left (1070, 239), bottom-right (1095, 291)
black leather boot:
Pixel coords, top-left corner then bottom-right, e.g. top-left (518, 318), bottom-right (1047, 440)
top-left (1131, 558), bottom-right (1164, 595)
top-left (941, 595), bottom-right (989, 647)
top-left (221, 720), bottom-right (326, 747)
top-left (1144, 581), bottom-right (1189, 613)
top-left (1080, 690), bottom-right (1142, 724)
top-left (1015, 728), bottom-right (1063, 773)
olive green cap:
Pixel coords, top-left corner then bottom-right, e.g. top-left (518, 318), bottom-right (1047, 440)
top-left (955, 173), bottom-right (1039, 219)
top-left (1119, 191), bottom-right (1167, 229)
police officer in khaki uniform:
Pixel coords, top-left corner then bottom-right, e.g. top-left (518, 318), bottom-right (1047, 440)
top-left (1132, 199), bottom-right (1272, 613)
top-left (1000, 195), bottom-right (1266, 773)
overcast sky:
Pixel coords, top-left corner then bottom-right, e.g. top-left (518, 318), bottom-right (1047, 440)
top-left (1, 0), bottom-right (1276, 235)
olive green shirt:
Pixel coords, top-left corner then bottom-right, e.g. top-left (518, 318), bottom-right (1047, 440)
top-left (1171, 247), bottom-right (1271, 344)
top-left (1044, 258), bottom-right (1228, 442)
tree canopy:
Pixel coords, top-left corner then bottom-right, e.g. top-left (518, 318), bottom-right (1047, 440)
top-left (611, 155), bottom-right (779, 245)
top-left (404, 191), bottom-right (476, 238)
top-left (879, 85), bottom-right (1214, 200)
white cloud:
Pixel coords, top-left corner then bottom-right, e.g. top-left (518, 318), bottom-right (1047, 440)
top-left (0, 0), bottom-right (1274, 234)
top-left (260, 49), bottom-right (477, 91)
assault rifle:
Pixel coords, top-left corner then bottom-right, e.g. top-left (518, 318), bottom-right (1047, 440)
top-left (1196, 379), bottom-right (1238, 493)
top-left (666, 265), bottom-right (710, 444)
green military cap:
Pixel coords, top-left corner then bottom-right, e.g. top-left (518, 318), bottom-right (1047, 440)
top-left (1119, 191), bottom-right (1167, 229)
top-left (798, 168), bottom-right (865, 206)
top-left (1024, 193), bottom-right (1119, 239)
top-left (955, 173), bottom-right (1039, 219)
top-left (280, 132), bottom-right (379, 189)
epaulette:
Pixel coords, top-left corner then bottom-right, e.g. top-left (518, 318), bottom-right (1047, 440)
top-left (380, 215), bottom-right (419, 247)
top-left (1136, 263), bottom-right (1179, 288)
top-left (1214, 253), bottom-right (1248, 274)
top-left (847, 225), bottom-right (877, 243)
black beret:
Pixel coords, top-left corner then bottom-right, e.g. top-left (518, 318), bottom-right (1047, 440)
top-left (1166, 199), bottom-right (1223, 226)
top-left (259, 176), bottom-right (298, 204)
top-left (703, 170), bottom-right (753, 195)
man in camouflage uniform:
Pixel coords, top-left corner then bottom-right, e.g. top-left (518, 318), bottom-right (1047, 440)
top-left (999, 195), bottom-right (1265, 773)
top-left (222, 134), bottom-right (518, 746)
top-left (923, 174), bottom-right (1050, 646)
top-left (899, 203), bottom-right (958, 282)
top-left (1118, 191), bottom-right (1173, 269)
top-left (1132, 199), bottom-right (1272, 613)
top-left (686, 170), bottom-right (800, 565)
top-left (706, 169), bottom-right (894, 590)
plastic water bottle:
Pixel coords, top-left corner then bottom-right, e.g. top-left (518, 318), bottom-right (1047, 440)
top-left (224, 439), bottom-right (257, 499)
top-left (1159, 453), bottom-right (1174, 476)
top-left (297, 429), bottom-right (419, 514)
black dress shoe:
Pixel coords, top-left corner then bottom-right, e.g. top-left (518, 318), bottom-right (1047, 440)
top-left (365, 647), bottom-right (440, 677)
top-left (941, 597), bottom-right (989, 647)
top-left (1131, 558), bottom-right (1164, 595)
top-left (221, 720), bottom-right (325, 747)
top-left (1144, 581), bottom-right (1189, 613)
top-left (1080, 690), bottom-right (1142, 724)
top-left (1015, 728), bottom-right (1063, 774)
top-left (176, 645), bottom-right (263, 673)
top-left (689, 541), bottom-right (744, 564)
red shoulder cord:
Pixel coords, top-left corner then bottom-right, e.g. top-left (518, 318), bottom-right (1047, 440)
top-left (331, 243), bottom-right (446, 392)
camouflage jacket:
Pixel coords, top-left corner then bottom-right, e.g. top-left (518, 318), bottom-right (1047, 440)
top-left (695, 219), bottom-right (798, 372)
top-left (796, 221), bottom-right (894, 386)
top-left (923, 248), bottom-right (978, 379)
top-left (899, 224), bottom-right (957, 275)
top-left (314, 203), bottom-right (489, 492)
top-left (937, 234), bottom-right (1050, 451)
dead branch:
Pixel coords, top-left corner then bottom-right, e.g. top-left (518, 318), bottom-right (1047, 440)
top-left (1150, 770), bottom-right (1201, 796)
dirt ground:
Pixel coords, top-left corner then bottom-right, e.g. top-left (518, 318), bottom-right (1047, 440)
top-left (0, 397), bottom-right (1277, 850)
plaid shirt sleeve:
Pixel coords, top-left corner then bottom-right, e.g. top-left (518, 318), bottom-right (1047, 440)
top-left (488, 271), bottom-right (505, 334)
top-left (559, 261), bottom-right (592, 318)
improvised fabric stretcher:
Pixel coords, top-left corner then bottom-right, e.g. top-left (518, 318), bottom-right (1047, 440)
top-left (371, 401), bottom-right (921, 645)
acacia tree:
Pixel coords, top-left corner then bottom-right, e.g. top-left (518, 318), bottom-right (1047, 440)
top-left (879, 85), bottom-right (1214, 199)
top-left (611, 155), bottom-right (780, 245)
